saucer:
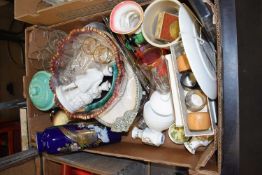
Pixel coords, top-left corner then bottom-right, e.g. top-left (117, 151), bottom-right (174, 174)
top-left (96, 61), bottom-right (142, 132)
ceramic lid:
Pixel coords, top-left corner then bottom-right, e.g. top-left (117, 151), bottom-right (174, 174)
top-left (179, 5), bottom-right (217, 99)
top-left (29, 71), bottom-right (55, 111)
top-left (149, 91), bottom-right (173, 116)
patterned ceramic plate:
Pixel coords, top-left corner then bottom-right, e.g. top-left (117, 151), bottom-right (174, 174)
top-left (96, 61), bottom-right (142, 132)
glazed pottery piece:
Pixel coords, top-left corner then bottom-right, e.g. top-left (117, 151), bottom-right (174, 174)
top-left (110, 1), bottom-right (144, 34)
top-left (36, 122), bottom-right (121, 154)
top-left (143, 91), bottom-right (174, 132)
top-left (29, 71), bottom-right (55, 111)
top-left (184, 136), bottom-right (213, 154)
top-left (142, 0), bottom-right (181, 48)
top-left (84, 64), bottom-right (118, 112)
top-left (96, 61), bottom-right (142, 132)
top-left (168, 123), bottom-right (189, 144)
top-left (132, 127), bottom-right (165, 147)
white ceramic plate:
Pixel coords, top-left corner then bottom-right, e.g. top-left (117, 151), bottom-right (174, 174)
top-left (179, 5), bottom-right (217, 99)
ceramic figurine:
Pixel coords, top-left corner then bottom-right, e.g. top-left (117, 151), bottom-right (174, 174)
top-left (143, 91), bottom-right (174, 132)
top-left (36, 122), bottom-right (122, 154)
top-left (56, 67), bottom-right (112, 113)
top-left (62, 55), bottom-right (113, 83)
top-left (184, 135), bottom-right (213, 154)
top-left (62, 66), bottom-right (112, 92)
top-left (132, 127), bottom-right (165, 147)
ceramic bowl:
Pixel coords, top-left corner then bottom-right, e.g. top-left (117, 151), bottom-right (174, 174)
top-left (168, 123), bottom-right (189, 144)
top-left (142, 0), bottom-right (181, 48)
top-left (110, 1), bottom-right (144, 34)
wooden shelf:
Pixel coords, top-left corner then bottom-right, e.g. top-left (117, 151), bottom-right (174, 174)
top-left (85, 142), bottom-right (203, 169)
top-left (43, 152), bottom-right (147, 175)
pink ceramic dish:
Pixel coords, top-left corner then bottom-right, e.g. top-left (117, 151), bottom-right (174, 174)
top-left (110, 1), bottom-right (144, 34)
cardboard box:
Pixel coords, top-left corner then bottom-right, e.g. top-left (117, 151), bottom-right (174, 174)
top-left (15, 0), bottom-right (150, 25)
top-left (23, 3), bottom-right (222, 174)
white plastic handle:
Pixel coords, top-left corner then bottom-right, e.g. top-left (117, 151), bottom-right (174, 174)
top-left (165, 52), bottom-right (186, 127)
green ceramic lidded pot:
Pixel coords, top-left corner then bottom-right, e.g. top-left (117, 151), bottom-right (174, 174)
top-left (29, 71), bottom-right (55, 111)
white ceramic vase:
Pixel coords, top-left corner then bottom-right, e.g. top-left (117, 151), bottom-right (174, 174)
top-left (132, 127), bottom-right (165, 147)
top-left (143, 91), bottom-right (174, 132)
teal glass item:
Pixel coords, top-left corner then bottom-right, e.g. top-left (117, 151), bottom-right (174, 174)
top-left (84, 63), bottom-right (118, 112)
top-left (29, 71), bottom-right (55, 111)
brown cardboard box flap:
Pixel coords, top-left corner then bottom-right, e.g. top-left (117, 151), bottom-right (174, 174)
top-left (189, 156), bottom-right (219, 175)
top-left (195, 129), bottom-right (218, 170)
top-left (15, 0), bottom-right (151, 25)
top-left (23, 76), bottom-right (28, 99)
top-left (85, 142), bottom-right (202, 169)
